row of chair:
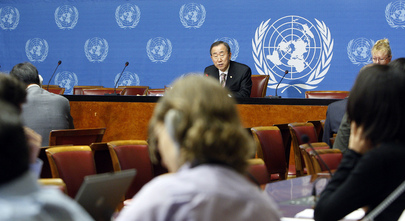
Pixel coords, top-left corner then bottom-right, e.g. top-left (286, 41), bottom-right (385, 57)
top-left (249, 120), bottom-right (343, 182)
top-left (44, 140), bottom-right (154, 200)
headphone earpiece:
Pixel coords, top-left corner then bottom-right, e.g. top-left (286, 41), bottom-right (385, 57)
top-left (164, 109), bottom-right (182, 154)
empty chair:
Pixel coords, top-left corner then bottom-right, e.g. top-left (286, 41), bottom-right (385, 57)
top-left (246, 158), bottom-right (271, 189)
top-left (307, 120), bottom-right (325, 142)
top-left (147, 88), bottom-right (166, 96)
top-left (299, 142), bottom-right (330, 175)
top-left (119, 86), bottom-right (149, 96)
top-left (288, 122), bottom-right (318, 177)
top-left (81, 88), bottom-right (123, 95)
top-left (42, 85), bottom-right (65, 94)
top-left (107, 140), bottom-right (154, 199)
top-left (73, 86), bottom-right (104, 95)
top-left (49, 127), bottom-right (106, 146)
top-left (45, 146), bottom-right (97, 198)
top-left (305, 91), bottom-right (349, 99)
top-left (310, 149), bottom-right (342, 174)
top-left (250, 75), bottom-right (269, 98)
top-left (251, 126), bottom-right (287, 181)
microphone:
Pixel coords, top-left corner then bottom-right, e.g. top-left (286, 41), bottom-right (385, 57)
top-left (46, 60), bottom-right (62, 91)
top-left (302, 134), bottom-right (333, 177)
top-left (302, 134), bottom-right (333, 204)
top-left (268, 70), bottom-right (288, 98)
top-left (106, 62), bottom-right (129, 96)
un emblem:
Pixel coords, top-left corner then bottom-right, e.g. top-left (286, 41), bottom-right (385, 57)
top-left (146, 37), bottom-right (172, 63)
top-left (25, 38), bottom-right (49, 62)
top-left (0, 6), bottom-right (19, 30)
top-left (84, 37), bottom-right (109, 63)
top-left (347, 38), bottom-right (374, 65)
top-left (179, 3), bottom-right (206, 29)
top-left (115, 3), bottom-right (140, 29)
top-left (54, 5), bottom-right (79, 30)
top-left (386, 1), bottom-right (405, 28)
top-left (252, 16), bottom-right (333, 93)
top-left (114, 71), bottom-right (140, 86)
top-left (55, 71), bottom-right (78, 95)
top-left (214, 37), bottom-right (239, 61)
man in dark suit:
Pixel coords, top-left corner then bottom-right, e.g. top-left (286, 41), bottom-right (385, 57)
top-left (322, 98), bottom-right (347, 147)
top-left (204, 41), bottom-right (252, 98)
top-left (10, 62), bottom-right (74, 147)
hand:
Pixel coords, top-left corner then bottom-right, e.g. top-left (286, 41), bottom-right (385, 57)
top-left (348, 122), bottom-right (373, 154)
top-left (24, 127), bottom-right (42, 164)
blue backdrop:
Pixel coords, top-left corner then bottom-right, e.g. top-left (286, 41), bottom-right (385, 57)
top-left (1, 0), bottom-right (404, 97)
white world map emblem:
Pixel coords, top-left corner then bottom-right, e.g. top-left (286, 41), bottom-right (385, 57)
top-left (214, 37), bottom-right (239, 61)
top-left (115, 3), bottom-right (140, 29)
top-left (252, 16), bottom-right (333, 93)
top-left (386, 1), bottom-right (405, 28)
top-left (84, 37), bottom-right (109, 63)
top-left (55, 71), bottom-right (78, 95)
top-left (114, 72), bottom-right (140, 86)
top-left (54, 5), bottom-right (79, 30)
top-left (179, 3), bottom-right (206, 29)
top-left (347, 38), bottom-right (374, 65)
top-left (25, 38), bottom-right (49, 62)
top-left (0, 6), bottom-right (19, 30)
top-left (146, 37), bottom-right (172, 63)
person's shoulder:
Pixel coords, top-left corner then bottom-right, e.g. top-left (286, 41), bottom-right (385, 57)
top-left (204, 64), bottom-right (216, 72)
top-left (231, 61), bottom-right (251, 69)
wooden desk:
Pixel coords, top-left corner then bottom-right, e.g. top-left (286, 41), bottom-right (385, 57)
top-left (66, 96), bottom-right (336, 142)
top-left (264, 175), bottom-right (329, 218)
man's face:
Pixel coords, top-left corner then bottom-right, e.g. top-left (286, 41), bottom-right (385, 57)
top-left (210, 44), bottom-right (231, 72)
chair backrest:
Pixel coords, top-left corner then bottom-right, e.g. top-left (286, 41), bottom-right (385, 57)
top-left (250, 75), bottom-right (269, 98)
top-left (310, 149), bottom-right (342, 174)
top-left (38, 178), bottom-right (67, 194)
top-left (73, 86), bottom-right (104, 95)
top-left (288, 122), bottom-right (318, 177)
top-left (42, 85), bottom-right (65, 94)
top-left (251, 126), bottom-right (287, 181)
top-left (147, 88), bottom-right (166, 96)
top-left (107, 140), bottom-right (154, 199)
top-left (299, 142), bottom-right (330, 175)
top-left (119, 86), bottom-right (149, 96)
top-left (45, 146), bottom-right (97, 198)
top-left (305, 91), bottom-right (349, 99)
top-left (81, 88), bottom-right (123, 95)
top-left (307, 120), bottom-right (325, 142)
top-left (246, 158), bottom-right (270, 188)
top-left (49, 128), bottom-right (106, 146)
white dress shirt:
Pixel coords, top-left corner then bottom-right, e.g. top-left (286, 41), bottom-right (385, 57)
top-left (117, 163), bottom-right (281, 221)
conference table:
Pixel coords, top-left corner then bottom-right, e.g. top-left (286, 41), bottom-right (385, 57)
top-left (65, 95), bottom-right (337, 142)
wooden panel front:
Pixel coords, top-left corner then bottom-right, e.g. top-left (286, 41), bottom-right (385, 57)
top-left (70, 101), bottom-right (328, 142)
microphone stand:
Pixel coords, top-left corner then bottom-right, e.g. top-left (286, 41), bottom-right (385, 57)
top-left (105, 62), bottom-right (129, 96)
top-left (302, 134), bottom-right (333, 204)
top-left (268, 70), bottom-right (288, 99)
top-left (46, 60), bottom-right (62, 91)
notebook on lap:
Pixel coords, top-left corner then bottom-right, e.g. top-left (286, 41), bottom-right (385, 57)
top-left (75, 169), bottom-right (137, 221)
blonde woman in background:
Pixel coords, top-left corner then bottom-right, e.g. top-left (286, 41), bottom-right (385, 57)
top-left (371, 38), bottom-right (392, 65)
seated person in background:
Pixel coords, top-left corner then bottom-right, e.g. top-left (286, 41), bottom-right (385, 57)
top-left (116, 75), bottom-right (280, 221)
top-left (204, 41), bottom-right (252, 98)
top-left (322, 98), bottom-right (347, 146)
top-left (315, 65), bottom-right (405, 221)
top-left (10, 62), bottom-right (74, 147)
top-left (371, 38), bottom-right (392, 65)
top-left (0, 100), bottom-right (93, 220)
top-left (0, 73), bottom-right (43, 177)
